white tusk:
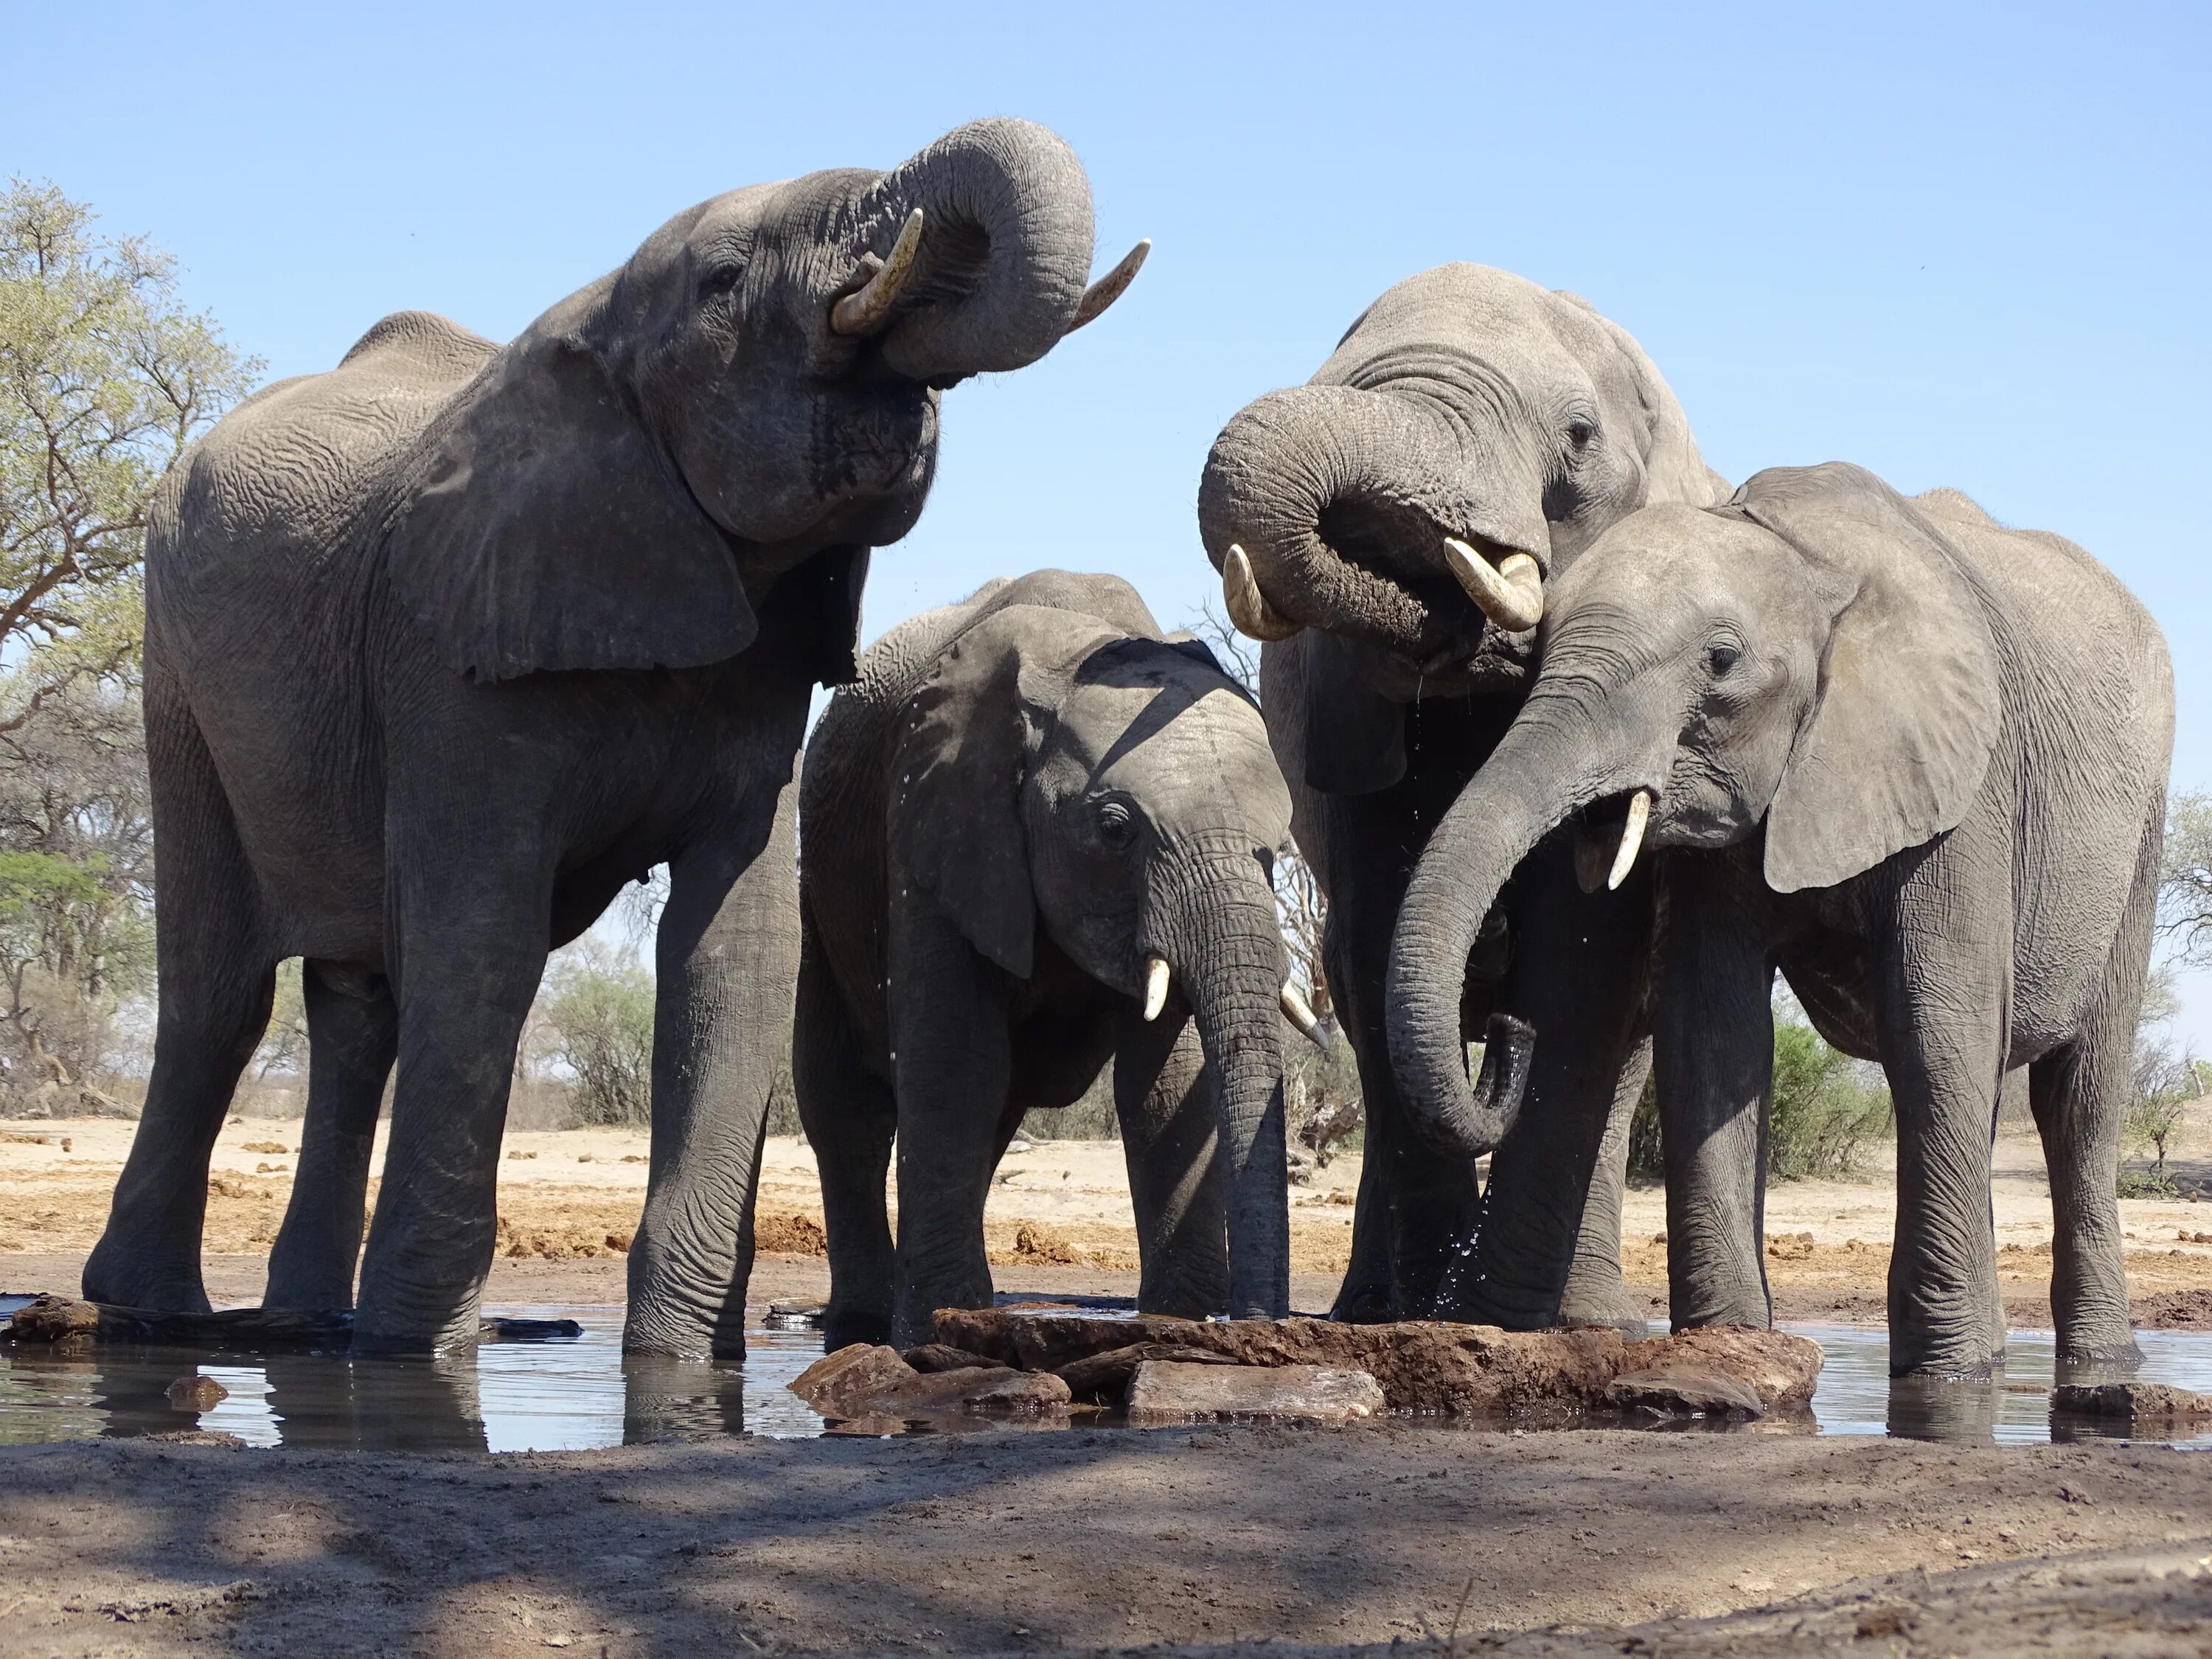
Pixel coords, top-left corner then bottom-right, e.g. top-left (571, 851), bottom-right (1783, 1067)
top-left (830, 207), bottom-right (925, 336)
top-left (1068, 238), bottom-right (1150, 331)
top-left (1607, 790), bottom-right (1652, 891)
top-left (1280, 982), bottom-right (1329, 1050)
top-left (1441, 537), bottom-right (1545, 633)
top-left (1222, 544), bottom-right (1301, 642)
top-left (1142, 956), bottom-right (1171, 1021)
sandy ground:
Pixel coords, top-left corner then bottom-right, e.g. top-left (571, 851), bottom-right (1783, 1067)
top-left (9, 1114), bottom-right (2212, 1655)
top-left (8, 1109), bottom-right (2212, 1324)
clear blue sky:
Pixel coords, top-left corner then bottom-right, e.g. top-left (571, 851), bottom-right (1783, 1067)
top-left (11, 1), bottom-right (2211, 1023)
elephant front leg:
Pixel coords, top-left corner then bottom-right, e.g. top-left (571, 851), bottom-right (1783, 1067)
top-left (888, 902), bottom-right (1015, 1347)
top-left (1114, 1011), bottom-right (1229, 1319)
top-left (1653, 852), bottom-right (1775, 1332)
top-left (1557, 1034), bottom-right (1651, 1333)
top-left (625, 776), bottom-right (802, 1360)
top-left (263, 964), bottom-right (397, 1312)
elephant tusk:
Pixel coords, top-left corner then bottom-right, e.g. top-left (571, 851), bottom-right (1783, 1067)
top-left (1441, 538), bottom-right (1545, 633)
top-left (1142, 956), bottom-right (1171, 1021)
top-left (1607, 790), bottom-right (1652, 891)
top-left (830, 207), bottom-right (925, 336)
top-left (1222, 545), bottom-right (1301, 642)
top-left (1068, 238), bottom-right (1150, 331)
top-left (1280, 982), bottom-right (1329, 1050)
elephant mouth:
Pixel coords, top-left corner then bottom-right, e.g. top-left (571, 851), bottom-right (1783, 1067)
top-left (1570, 788), bottom-right (1658, 894)
top-left (1312, 499), bottom-right (1531, 677)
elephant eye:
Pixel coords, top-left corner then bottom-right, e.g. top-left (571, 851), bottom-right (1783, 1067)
top-left (1565, 420), bottom-right (1598, 450)
top-left (1095, 798), bottom-right (1138, 852)
top-left (1707, 642), bottom-right (1741, 677)
top-left (700, 262), bottom-right (747, 298)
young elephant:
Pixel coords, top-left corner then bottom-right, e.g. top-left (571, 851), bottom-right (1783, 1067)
top-left (1386, 463), bottom-right (2172, 1375)
top-left (796, 571), bottom-right (1310, 1346)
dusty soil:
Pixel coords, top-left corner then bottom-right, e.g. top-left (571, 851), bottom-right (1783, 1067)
top-left (9, 1110), bottom-right (2212, 1324)
top-left (1, 1423), bottom-right (2208, 1655)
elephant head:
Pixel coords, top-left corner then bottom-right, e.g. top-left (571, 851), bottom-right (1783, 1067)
top-left (389, 118), bottom-right (1145, 683)
top-left (1197, 264), bottom-right (1723, 785)
top-left (890, 601), bottom-right (1300, 1318)
top-left (1386, 463), bottom-right (2002, 1155)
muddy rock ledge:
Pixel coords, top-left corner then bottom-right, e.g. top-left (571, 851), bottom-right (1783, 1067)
top-left (920, 1309), bottom-right (1820, 1419)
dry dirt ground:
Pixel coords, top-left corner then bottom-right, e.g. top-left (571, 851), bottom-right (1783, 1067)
top-left (7, 1115), bottom-right (2212, 1655)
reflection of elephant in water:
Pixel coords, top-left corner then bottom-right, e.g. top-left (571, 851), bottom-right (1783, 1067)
top-left (80, 119), bottom-right (1145, 1356)
top-left (796, 571), bottom-right (1304, 1347)
top-left (1197, 264), bottom-right (1728, 1326)
top-left (1388, 464), bottom-right (2171, 1375)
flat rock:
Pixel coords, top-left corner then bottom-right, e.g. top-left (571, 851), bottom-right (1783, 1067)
top-left (2053, 1382), bottom-right (2212, 1420)
top-left (4, 1293), bottom-right (100, 1343)
top-left (789, 1344), bottom-right (919, 1419)
top-left (902, 1343), bottom-right (998, 1374)
top-left (1616, 1326), bottom-right (1823, 1412)
top-left (1056, 1342), bottom-right (1242, 1404)
top-left (936, 1309), bottom-right (1626, 1415)
top-left (869, 1366), bottom-right (1071, 1417)
top-left (1605, 1363), bottom-right (1766, 1419)
top-left (1126, 1361), bottom-right (1385, 1424)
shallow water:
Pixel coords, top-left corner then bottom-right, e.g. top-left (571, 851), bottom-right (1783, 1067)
top-left (4, 1298), bottom-right (2211, 1451)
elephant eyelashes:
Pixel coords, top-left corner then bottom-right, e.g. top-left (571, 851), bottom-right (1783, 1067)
top-left (1094, 798), bottom-right (1138, 852)
top-left (1706, 642), bottom-right (1741, 677)
top-left (699, 263), bottom-right (746, 297)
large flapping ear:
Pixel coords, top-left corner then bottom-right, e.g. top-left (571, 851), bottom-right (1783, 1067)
top-left (390, 336), bottom-right (756, 681)
top-left (1736, 463), bottom-right (2002, 894)
top-left (889, 605), bottom-right (1115, 978)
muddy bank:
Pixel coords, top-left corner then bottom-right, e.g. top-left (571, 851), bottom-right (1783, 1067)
top-left (1, 1423), bottom-right (2208, 1655)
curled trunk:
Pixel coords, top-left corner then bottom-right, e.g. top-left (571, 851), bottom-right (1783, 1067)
top-left (1385, 709), bottom-right (1613, 1160)
top-left (863, 119), bottom-right (1097, 385)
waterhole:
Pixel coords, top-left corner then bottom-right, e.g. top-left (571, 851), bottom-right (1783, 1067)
top-left (4, 1296), bottom-right (2210, 1451)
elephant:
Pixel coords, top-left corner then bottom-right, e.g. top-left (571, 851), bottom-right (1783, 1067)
top-left (1385, 462), bottom-right (2172, 1375)
top-left (794, 569), bottom-right (1312, 1347)
top-left (1195, 263), bottom-right (1728, 1327)
top-left (81, 118), bottom-right (1147, 1356)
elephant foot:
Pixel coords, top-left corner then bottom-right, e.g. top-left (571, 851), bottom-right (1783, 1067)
top-left (260, 1256), bottom-right (358, 1316)
top-left (622, 1295), bottom-right (748, 1363)
top-left (1557, 1279), bottom-right (1651, 1338)
top-left (81, 1238), bottom-right (212, 1315)
top-left (1887, 1336), bottom-right (2006, 1380)
top-left (2055, 1335), bottom-right (2143, 1380)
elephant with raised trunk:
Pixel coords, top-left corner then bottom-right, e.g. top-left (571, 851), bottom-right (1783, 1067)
top-left (1388, 464), bottom-right (2171, 1375)
top-left (1197, 264), bottom-right (1727, 1327)
top-left (796, 571), bottom-right (1312, 1347)
top-left (83, 119), bottom-right (1146, 1356)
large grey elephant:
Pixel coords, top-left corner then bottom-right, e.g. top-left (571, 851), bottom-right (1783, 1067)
top-left (82, 119), bottom-right (1146, 1356)
top-left (796, 570), bottom-right (1307, 1346)
top-left (1196, 264), bottom-right (1728, 1326)
top-left (1387, 463), bottom-right (2172, 1374)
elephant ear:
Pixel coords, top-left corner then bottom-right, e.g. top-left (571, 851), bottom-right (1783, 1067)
top-left (1737, 463), bottom-right (2001, 894)
top-left (1301, 630), bottom-right (1405, 795)
top-left (390, 336), bottom-right (757, 681)
top-left (889, 605), bottom-right (1114, 979)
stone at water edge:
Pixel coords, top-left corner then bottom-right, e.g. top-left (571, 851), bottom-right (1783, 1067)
top-left (1056, 1341), bottom-right (1243, 1404)
top-left (4, 1293), bottom-right (100, 1344)
top-left (790, 1344), bottom-right (921, 1419)
top-left (1617, 1326), bottom-right (1823, 1413)
top-left (2053, 1382), bottom-right (2212, 1420)
top-left (903, 1343), bottom-right (998, 1374)
top-left (165, 1374), bottom-right (229, 1412)
top-left (1126, 1361), bottom-right (1385, 1424)
top-left (1605, 1363), bottom-right (1766, 1420)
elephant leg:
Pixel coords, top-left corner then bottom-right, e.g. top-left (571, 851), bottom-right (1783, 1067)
top-left (262, 963), bottom-right (398, 1311)
top-left (1326, 887), bottom-right (1481, 1322)
top-left (1874, 843), bottom-right (2011, 1378)
top-left (1558, 1032), bottom-right (1651, 1332)
top-left (888, 903), bottom-right (1013, 1346)
top-left (793, 907), bottom-right (897, 1352)
top-left (1114, 1010), bottom-right (1229, 1319)
top-left (1653, 851), bottom-right (1775, 1332)
top-left (352, 825), bottom-right (551, 1353)
top-left (1462, 845), bottom-right (1655, 1329)
top-left (2031, 819), bottom-right (2157, 1368)
top-left (626, 765), bottom-right (803, 1360)
top-left (84, 675), bottom-right (275, 1312)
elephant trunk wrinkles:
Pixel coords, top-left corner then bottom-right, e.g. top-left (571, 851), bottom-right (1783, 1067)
top-left (1385, 703), bottom-right (1618, 1161)
top-left (1195, 381), bottom-right (1548, 661)
top-left (866, 118), bottom-right (1096, 385)
top-left (1155, 841), bottom-right (1291, 1321)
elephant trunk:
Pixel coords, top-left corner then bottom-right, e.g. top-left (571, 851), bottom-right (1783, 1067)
top-left (864, 118), bottom-right (1099, 385)
top-left (1196, 381), bottom-right (1551, 662)
top-left (1385, 701), bottom-right (1621, 1160)
top-left (1155, 843), bottom-right (1292, 1321)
